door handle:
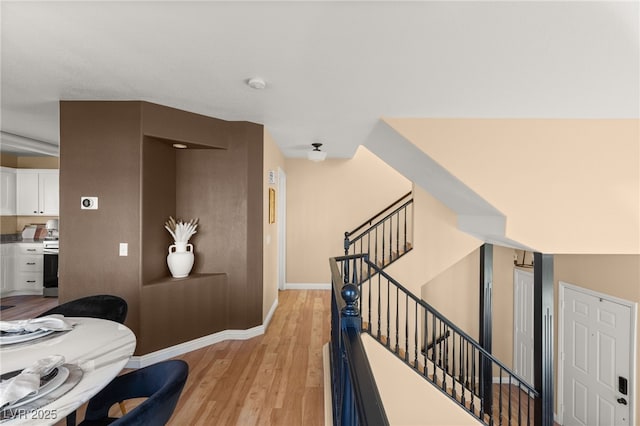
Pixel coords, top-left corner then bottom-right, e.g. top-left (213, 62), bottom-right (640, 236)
top-left (617, 398), bottom-right (628, 405)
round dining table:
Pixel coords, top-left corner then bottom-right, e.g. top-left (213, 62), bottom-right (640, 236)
top-left (0, 317), bottom-right (136, 425)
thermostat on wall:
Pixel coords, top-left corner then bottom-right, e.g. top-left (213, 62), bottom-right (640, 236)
top-left (81, 196), bottom-right (98, 210)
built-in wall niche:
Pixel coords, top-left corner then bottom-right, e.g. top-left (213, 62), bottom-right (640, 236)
top-left (141, 135), bottom-right (224, 285)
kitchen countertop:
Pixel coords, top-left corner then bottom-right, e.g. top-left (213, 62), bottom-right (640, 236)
top-left (0, 234), bottom-right (48, 245)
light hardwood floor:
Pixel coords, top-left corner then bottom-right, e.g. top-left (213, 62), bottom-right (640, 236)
top-left (1, 290), bottom-right (331, 426)
top-left (2, 292), bottom-right (557, 426)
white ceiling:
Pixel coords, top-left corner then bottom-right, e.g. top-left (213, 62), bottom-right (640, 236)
top-left (1, 1), bottom-right (638, 158)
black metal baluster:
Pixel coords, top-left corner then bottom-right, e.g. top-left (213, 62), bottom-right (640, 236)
top-left (431, 313), bottom-right (437, 366)
top-left (367, 256), bottom-right (371, 332)
top-left (388, 215), bottom-right (392, 262)
top-left (414, 302), bottom-right (418, 370)
top-left (527, 389), bottom-right (532, 426)
top-left (438, 321), bottom-right (443, 367)
top-left (403, 206), bottom-right (408, 252)
top-left (380, 222), bottom-right (387, 269)
top-left (445, 324), bottom-right (449, 373)
top-left (440, 321), bottom-right (446, 391)
top-left (498, 369), bottom-right (503, 426)
top-left (376, 272), bottom-right (381, 340)
top-left (386, 277), bottom-right (390, 349)
top-left (508, 375), bottom-right (512, 426)
top-left (352, 252), bottom-right (357, 284)
top-left (451, 327), bottom-right (456, 399)
top-left (367, 233), bottom-right (371, 280)
top-left (395, 287), bottom-right (400, 354)
top-left (465, 340), bottom-right (469, 388)
top-left (518, 381), bottom-right (522, 426)
top-left (470, 346), bottom-right (475, 414)
top-left (395, 212), bottom-right (399, 260)
top-left (404, 295), bottom-right (409, 362)
top-left (374, 227), bottom-right (378, 271)
top-left (459, 334), bottom-right (465, 407)
top-left (423, 310), bottom-right (428, 376)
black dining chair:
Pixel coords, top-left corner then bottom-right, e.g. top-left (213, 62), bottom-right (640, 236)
top-left (37, 294), bottom-right (128, 324)
top-left (78, 360), bottom-right (189, 426)
top-left (37, 294), bottom-right (128, 426)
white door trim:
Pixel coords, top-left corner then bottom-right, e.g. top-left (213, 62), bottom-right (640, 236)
top-left (277, 167), bottom-right (287, 291)
top-left (558, 281), bottom-right (637, 426)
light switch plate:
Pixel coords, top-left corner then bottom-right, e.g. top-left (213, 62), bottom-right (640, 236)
top-left (119, 243), bottom-right (128, 256)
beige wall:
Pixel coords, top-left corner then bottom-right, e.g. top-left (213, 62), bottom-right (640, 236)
top-left (0, 153), bottom-right (18, 168)
top-left (0, 217), bottom-right (18, 235)
top-left (386, 118), bottom-right (640, 254)
top-left (0, 154), bottom-right (58, 169)
top-left (263, 129), bottom-right (285, 320)
top-left (362, 333), bottom-right (481, 425)
top-left (385, 184), bottom-right (481, 296)
top-left (418, 245), bottom-right (514, 360)
top-left (423, 252), bottom-right (640, 417)
top-left (285, 146), bottom-right (411, 284)
top-left (421, 249), bottom-right (480, 341)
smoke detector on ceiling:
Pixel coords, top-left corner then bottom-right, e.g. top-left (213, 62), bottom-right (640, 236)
top-left (247, 77), bottom-right (266, 90)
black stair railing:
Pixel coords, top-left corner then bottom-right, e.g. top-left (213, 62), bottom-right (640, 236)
top-left (329, 255), bottom-right (389, 426)
top-left (343, 191), bottom-right (413, 283)
top-left (333, 254), bottom-right (542, 426)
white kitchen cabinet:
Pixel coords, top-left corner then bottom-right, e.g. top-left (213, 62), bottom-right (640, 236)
top-left (16, 169), bottom-right (59, 216)
top-left (0, 244), bottom-right (16, 296)
top-left (12, 242), bottom-right (43, 295)
top-left (0, 167), bottom-right (17, 215)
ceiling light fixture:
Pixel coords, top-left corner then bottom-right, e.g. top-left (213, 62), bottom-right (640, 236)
top-left (307, 142), bottom-right (327, 162)
top-left (247, 77), bottom-right (266, 90)
top-left (172, 143), bottom-right (188, 149)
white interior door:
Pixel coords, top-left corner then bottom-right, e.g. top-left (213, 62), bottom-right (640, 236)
top-left (561, 284), bottom-right (633, 426)
top-left (513, 269), bottom-right (534, 385)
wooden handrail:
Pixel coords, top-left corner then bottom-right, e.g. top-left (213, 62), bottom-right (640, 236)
top-left (345, 191), bottom-right (412, 238)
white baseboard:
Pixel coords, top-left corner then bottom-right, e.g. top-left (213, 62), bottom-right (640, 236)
top-left (126, 296), bottom-right (279, 369)
top-left (285, 282), bottom-right (331, 290)
top-left (263, 296), bottom-right (279, 330)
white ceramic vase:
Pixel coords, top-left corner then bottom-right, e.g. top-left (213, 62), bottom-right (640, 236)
top-left (167, 242), bottom-right (194, 278)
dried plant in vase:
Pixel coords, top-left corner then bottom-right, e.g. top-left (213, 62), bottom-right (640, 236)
top-left (164, 216), bottom-right (199, 278)
top-left (164, 216), bottom-right (199, 244)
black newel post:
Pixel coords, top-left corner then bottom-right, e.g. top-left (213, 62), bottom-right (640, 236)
top-left (341, 282), bottom-right (361, 332)
top-left (479, 243), bottom-right (493, 415)
top-left (533, 252), bottom-right (554, 426)
top-left (340, 283), bottom-right (360, 426)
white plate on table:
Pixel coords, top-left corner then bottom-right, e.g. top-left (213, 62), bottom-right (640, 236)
top-left (0, 329), bottom-right (55, 345)
top-left (3, 366), bottom-right (70, 410)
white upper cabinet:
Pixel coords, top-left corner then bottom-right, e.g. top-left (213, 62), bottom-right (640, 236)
top-left (0, 167), bottom-right (17, 215)
top-left (16, 169), bottom-right (59, 216)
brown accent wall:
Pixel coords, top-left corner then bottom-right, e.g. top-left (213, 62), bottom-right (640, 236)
top-left (60, 100), bottom-right (263, 355)
top-left (59, 101), bottom-right (143, 335)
